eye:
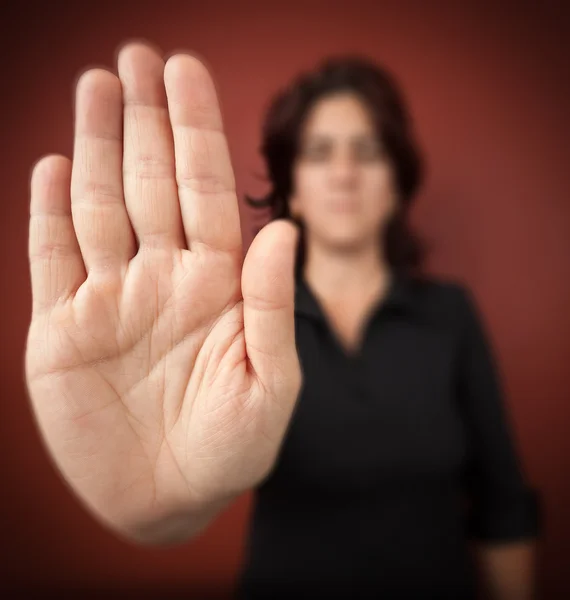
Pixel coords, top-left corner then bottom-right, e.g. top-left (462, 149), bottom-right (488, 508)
top-left (301, 142), bottom-right (330, 161)
top-left (354, 141), bottom-right (383, 162)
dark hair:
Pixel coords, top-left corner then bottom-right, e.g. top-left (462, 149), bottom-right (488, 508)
top-left (245, 55), bottom-right (427, 277)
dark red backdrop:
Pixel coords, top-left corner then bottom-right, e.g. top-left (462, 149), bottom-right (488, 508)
top-left (1, 1), bottom-right (569, 598)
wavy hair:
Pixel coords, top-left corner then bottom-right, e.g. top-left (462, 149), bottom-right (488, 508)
top-left (245, 55), bottom-right (427, 276)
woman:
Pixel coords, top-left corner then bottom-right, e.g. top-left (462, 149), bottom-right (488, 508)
top-left (237, 57), bottom-right (539, 598)
top-left (24, 43), bottom-right (538, 600)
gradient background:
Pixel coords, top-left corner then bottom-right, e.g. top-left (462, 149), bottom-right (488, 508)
top-left (2, 1), bottom-right (569, 598)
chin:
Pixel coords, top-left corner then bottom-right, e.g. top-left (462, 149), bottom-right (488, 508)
top-left (326, 232), bottom-right (374, 252)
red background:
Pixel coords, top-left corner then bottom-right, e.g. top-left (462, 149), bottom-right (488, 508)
top-left (1, 1), bottom-right (569, 597)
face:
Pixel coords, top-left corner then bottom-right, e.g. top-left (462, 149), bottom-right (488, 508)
top-left (290, 92), bottom-right (398, 253)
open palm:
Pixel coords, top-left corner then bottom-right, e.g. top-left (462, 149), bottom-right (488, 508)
top-left (24, 42), bottom-right (301, 543)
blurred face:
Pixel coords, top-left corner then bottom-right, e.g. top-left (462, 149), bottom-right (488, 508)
top-left (290, 92), bottom-right (398, 253)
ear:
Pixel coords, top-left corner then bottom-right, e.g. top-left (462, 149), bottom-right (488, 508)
top-left (289, 194), bottom-right (301, 219)
top-left (382, 191), bottom-right (400, 231)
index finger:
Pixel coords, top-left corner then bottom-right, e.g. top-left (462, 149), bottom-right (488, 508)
top-left (163, 54), bottom-right (242, 257)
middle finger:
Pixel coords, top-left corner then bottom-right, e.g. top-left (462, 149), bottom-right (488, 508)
top-left (117, 42), bottom-right (186, 251)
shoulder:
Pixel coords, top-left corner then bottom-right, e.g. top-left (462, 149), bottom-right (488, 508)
top-left (405, 273), bottom-right (479, 327)
top-left (407, 273), bottom-right (472, 307)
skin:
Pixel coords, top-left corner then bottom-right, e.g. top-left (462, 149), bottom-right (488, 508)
top-left (24, 41), bottom-right (303, 545)
top-left (289, 92), bottom-right (537, 599)
top-left (290, 92), bottom-right (398, 353)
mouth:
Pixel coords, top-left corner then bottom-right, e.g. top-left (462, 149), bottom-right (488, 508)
top-left (329, 202), bottom-right (359, 213)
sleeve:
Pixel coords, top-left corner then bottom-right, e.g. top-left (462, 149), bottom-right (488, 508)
top-left (455, 286), bottom-right (540, 543)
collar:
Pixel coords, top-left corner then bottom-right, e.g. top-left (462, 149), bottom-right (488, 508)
top-left (294, 268), bottom-right (418, 323)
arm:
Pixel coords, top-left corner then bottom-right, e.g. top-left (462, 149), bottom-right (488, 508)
top-left (475, 539), bottom-right (536, 600)
top-left (455, 286), bottom-right (540, 600)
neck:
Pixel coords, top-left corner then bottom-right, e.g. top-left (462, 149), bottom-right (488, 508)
top-left (302, 235), bottom-right (392, 301)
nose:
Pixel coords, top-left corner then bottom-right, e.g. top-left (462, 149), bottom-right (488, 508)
top-left (329, 154), bottom-right (358, 189)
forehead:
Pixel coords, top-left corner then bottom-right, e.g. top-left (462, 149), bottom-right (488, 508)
top-left (301, 92), bottom-right (377, 138)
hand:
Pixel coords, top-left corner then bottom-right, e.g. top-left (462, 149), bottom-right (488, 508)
top-left (24, 42), bottom-right (302, 542)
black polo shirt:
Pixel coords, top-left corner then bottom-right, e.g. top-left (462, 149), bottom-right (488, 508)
top-left (235, 268), bottom-right (539, 600)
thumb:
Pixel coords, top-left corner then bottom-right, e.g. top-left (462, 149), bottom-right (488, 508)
top-left (242, 219), bottom-right (301, 390)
